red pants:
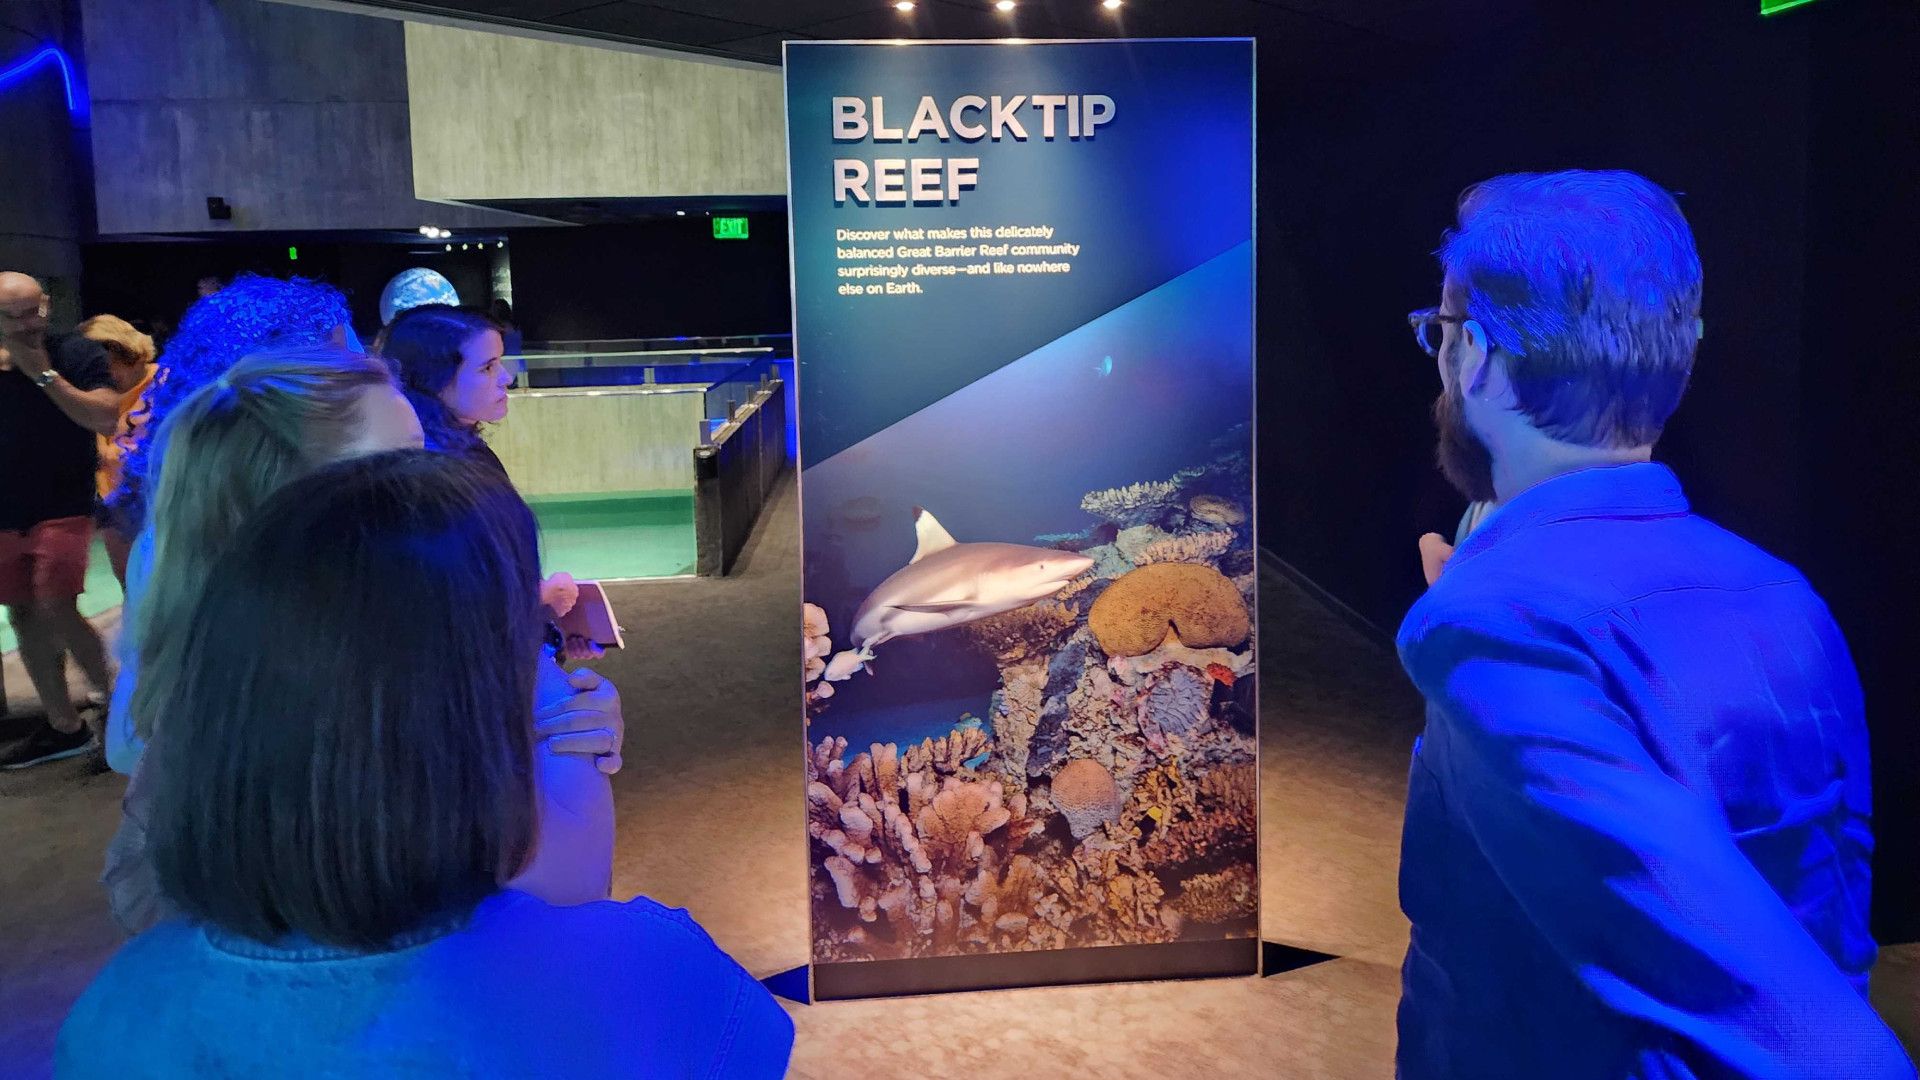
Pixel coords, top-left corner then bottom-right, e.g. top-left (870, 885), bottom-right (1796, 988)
top-left (0, 516), bottom-right (93, 607)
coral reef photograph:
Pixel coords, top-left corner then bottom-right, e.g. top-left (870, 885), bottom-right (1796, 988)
top-left (804, 445), bottom-right (1258, 962)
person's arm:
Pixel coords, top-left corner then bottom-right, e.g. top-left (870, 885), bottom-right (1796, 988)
top-left (38, 372), bottom-right (121, 435)
top-left (1405, 606), bottom-right (1914, 1079)
top-left (3, 336), bottom-right (120, 434)
top-left (508, 653), bottom-right (617, 905)
top-left (509, 732), bottom-right (616, 906)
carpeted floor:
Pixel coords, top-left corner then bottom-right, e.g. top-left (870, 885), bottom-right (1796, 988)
top-left (2, 474), bottom-right (1913, 1078)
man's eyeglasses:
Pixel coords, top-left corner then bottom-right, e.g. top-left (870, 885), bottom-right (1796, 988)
top-left (1407, 308), bottom-right (1466, 358)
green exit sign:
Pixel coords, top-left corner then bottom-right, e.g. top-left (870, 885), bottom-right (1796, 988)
top-left (1761, 0), bottom-right (1819, 13)
top-left (713, 216), bottom-right (749, 240)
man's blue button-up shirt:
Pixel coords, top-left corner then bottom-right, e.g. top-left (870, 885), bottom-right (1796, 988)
top-left (1396, 463), bottom-right (1912, 1079)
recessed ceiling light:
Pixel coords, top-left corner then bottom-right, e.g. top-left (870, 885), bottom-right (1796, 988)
top-left (895, 0), bottom-right (914, 10)
top-left (1102, 0), bottom-right (1122, 9)
top-left (444, 243), bottom-right (452, 251)
top-left (996, 0), bottom-right (1016, 9)
top-left (677, 210), bottom-right (687, 216)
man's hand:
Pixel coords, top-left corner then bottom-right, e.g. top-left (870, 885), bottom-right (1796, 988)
top-left (534, 665), bottom-right (624, 775)
top-left (0, 330), bottom-right (50, 379)
top-left (1419, 532), bottom-right (1456, 587)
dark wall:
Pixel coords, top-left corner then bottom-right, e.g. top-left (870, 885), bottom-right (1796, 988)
top-left (1256, 2), bottom-right (1812, 631)
top-left (1, 0), bottom-right (91, 318)
top-left (1800, 2), bottom-right (1920, 945)
top-left (82, 239), bottom-right (497, 341)
top-left (1253, 0), bottom-right (1917, 942)
top-left (506, 214), bottom-right (792, 342)
top-left (77, 0), bottom-right (522, 236)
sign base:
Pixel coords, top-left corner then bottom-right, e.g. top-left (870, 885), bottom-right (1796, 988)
top-left (1260, 940), bottom-right (1341, 977)
top-left (811, 937), bottom-right (1258, 1001)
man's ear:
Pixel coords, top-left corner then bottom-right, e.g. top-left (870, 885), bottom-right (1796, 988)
top-left (1457, 318), bottom-right (1494, 397)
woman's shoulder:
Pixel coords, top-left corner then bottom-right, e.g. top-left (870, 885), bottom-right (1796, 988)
top-left (475, 891), bottom-right (727, 957)
top-left (466, 892), bottom-right (794, 1071)
top-left (62, 922), bottom-right (206, 1030)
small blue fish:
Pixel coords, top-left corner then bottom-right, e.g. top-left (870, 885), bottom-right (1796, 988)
top-left (1094, 355), bottom-right (1113, 377)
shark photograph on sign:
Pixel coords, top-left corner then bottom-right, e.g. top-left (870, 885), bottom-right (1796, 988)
top-left (823, 508), bottom-right (1095, 679)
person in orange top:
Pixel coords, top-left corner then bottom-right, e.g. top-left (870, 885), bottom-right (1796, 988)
top-left (77, 315), bottom-right (157, 587)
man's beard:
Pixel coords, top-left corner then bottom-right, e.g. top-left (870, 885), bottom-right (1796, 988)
top-left (1433, 381), bottom-right (1497, 504)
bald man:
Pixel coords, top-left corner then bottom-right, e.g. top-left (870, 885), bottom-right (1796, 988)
top-left (0, 271), bottom-right (118, 770)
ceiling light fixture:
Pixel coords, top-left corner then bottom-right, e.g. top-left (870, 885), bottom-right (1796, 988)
top-left (894, 0), bottom-right (914, 10)
top-left (1102, 0), bottom-right (1121, 9)
top-left (996, 0), bottom-right (1016, 9)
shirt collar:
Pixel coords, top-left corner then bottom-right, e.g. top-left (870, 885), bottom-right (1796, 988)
top-left (201, 899), bottom-right (481, 962)
top-left (1450, 462), bottom-right (1689, 569)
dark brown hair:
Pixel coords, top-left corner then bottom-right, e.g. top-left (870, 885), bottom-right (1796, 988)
top-left (148, 450), bottom-right (544, 949)
top-left (377, 304), bottom-right (501, 455)
top-left (1440, 170), bottom-right (1704, 448)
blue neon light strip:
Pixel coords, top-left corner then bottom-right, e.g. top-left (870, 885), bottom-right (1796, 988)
top-left (0, 46), bottom-right (83, 115)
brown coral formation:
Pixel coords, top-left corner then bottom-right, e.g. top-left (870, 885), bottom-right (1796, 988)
top-left (808, 726), bottom-right (1196, 960)
top-left (964, 599), bottom-right (1079, 663)
top-left (1050, 759), bottom-right (1123, 839)
top-left (986, 657), bottom-right (1048, 788)
top-left (1187, 493), bottom-right (1248, 527)
top-left (808, 732), bottom-right (1053, 959)
top-left (1174, 864), bottom-right (1258, 924)
top-left (1132, 761), bottom-right (1257, 870)
top-left (1089, 562), bottom-right (1251, 658)
top-left (1137, 529), bottom-right (1235, 566)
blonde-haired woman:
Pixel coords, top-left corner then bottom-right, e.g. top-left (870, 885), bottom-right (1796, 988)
top-left (104, 345), bottom-right (619, 933)
top-left (77, 315), bottom-right (156, 586)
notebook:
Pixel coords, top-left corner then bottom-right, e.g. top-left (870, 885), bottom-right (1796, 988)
top-left (557, 580), bottom-right (624, 650)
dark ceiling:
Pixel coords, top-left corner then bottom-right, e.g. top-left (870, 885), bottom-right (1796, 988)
top-left (333, 0), bottom-right (1509, 70)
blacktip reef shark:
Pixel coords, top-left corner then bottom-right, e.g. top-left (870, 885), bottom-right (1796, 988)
top-left (823, 508), bottom-right (1095, 680)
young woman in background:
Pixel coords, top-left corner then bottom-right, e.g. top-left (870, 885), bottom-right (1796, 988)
top-left (379, 303), bottom-right (600, 658)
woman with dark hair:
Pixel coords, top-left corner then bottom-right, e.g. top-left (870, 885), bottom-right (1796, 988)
top-left (377, 304), bottom-right (513, 469)
top-left (379, 302), bottom-right (600, 658)
top-left (60, 452), bottom-right (792, 1078)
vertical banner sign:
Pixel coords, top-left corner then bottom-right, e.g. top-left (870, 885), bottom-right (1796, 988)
top-left (789, 39), bottom-right (1256, 999)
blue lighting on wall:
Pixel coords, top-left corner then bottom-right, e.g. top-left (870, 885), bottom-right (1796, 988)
top-left (0, 46), bottom-right (84, 117)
